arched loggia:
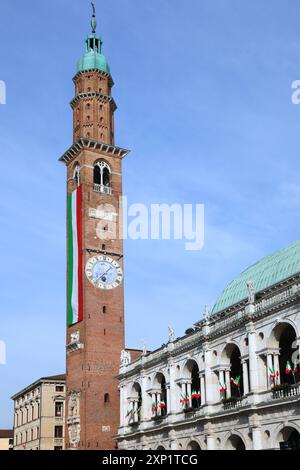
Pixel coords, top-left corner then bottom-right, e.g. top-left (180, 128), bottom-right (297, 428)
top-left (269, 323), bottom-right (299, 386)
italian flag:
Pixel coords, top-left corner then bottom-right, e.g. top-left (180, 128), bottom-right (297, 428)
top-left (158, 401), bottom-right (166, 410)
top-left (180, 394), bottom-right (189, 404)
top-left (285, 361), bottom-right (292, 375)
top-left (231, 376), bottom-right (241, 388)
top-left (269, 367), bottom-right (276, 379)
top-left (219, 383), bottom-right (226, 393)
top-left (152, 402), bottom-right (157, 413)
top-left (67, 186), bottom-right (83, 327)
top-left (191, 390), bottom-right (201, 400)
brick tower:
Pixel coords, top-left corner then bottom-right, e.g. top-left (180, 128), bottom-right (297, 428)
top-left (59, 6), bottom-right (129, 450)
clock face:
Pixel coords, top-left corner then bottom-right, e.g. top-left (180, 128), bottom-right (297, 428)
top-left (85, 256), bottom-right (123, 290)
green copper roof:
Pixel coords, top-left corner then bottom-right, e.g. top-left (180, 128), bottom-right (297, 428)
top-left (77, 5), bottom-right (110, 74)
top-left (212, 239), bottom-right (300, 315)
top-left (77, 35), bottom-right (110, 74)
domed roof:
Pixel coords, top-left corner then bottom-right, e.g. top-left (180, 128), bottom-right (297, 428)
top-left (212, 239), bottom-right (300, 315)
top-left (77, 48), bottom-right (110, 74)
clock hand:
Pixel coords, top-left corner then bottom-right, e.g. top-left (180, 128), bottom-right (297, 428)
top-left (96, 267), bottom-right (113, 282)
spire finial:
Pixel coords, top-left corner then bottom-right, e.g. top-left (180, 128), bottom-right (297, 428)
top-left (91, 1), bottom-right (97, 33)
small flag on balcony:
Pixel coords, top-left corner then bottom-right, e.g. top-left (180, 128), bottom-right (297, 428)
top-left (191, 390), bottom-right (201, 400)
top-left (219, 383), bottom-right (226, 393)
top-left (180, 394), bottom-right (189, 404)
top-left (285, 361), bottom-right (292, 375)
top-left (294, 364), bottom-right (299, 374)
top-left (231, 376), bottom-right (241, 388)
top-left (158, 401), bottom-right (166, 410)
top-left (126, 408), bottom-right (134, 418)
top-left (151, 402), bottom-right (157, 413)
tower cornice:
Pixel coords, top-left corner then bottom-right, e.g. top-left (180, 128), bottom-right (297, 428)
top-left (70, 92), bottom-right (117, 112)
top-left (59, 138), bottom-right (130, 165)
top-left (73, 69), bottom-right (114, 88)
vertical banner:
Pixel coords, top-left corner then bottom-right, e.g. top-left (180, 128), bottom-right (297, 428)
top-left (67, 186), bottom-right (83, 326)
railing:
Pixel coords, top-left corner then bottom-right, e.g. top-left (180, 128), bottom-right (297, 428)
top-left (272, 383), bottom-right (300, 400)
top-left (255, 286), bottom-right (298, 313)
top-left (151, 414), bottom-right (168, 423)
top-left (94, 184), bottom-right (112, 195)
top-left (222, 397), bottom-right (243, 411)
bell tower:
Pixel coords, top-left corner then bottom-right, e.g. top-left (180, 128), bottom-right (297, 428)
top-left (59, 5), bottom-right (129, 450)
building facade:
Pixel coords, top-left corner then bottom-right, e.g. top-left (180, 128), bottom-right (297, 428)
top-left (59, 7), bottom-right (128, 450)
top-left (0, 430), bottom-right (13, 451)
top-left (117, 241), bottom-right (300, 451)
top-left (12, 374), bottom-right (66, 450)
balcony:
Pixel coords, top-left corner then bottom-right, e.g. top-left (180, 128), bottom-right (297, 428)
top-left (272, 383), bottom-right (300, 400)
top-left (183, 405), bottom-right (201, 416)
top-left (94, 184), bottom-right (112, 195)
top-left (222, 397), bottom-right (243, 411)
top-left (151, 414), bottom-right (168, 424)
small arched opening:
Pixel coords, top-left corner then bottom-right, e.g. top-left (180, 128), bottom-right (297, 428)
top-left (269, 323), bottom-right (298, 386)
top-left (226, 434), bottom-right (246, 451)
top-left (278, 427), bottom-right (300, 450)
top-left (152, 373), bottom-right (168, 417)
top-left (93, 161), bottom-right (111, 194)
top-left (187, 440), bottom-right (201, 450)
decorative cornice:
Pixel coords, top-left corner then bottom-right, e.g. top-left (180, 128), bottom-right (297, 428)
top-left (73, 69), bottom-right (114, 87)
top-left (59, 138), bottom-right (130, 165)
top-left (70, 91), bottom-right (117, 112)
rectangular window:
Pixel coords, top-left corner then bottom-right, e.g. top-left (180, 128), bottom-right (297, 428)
top-left (56, 386), bottom-right (64, 392)
top-left (55, 402), bottom-right (64, 417)
top-left (54, 426), bottom-right (63, 438)
top-left (54, 446), bottom-right (63, 451)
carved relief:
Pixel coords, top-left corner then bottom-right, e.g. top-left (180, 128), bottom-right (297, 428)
top-left (121, 350), bottom-right (131, 366)
top-left (67, 391), bottom-right (81, 449)
top-left (67, 331), bottom-right (84, 354)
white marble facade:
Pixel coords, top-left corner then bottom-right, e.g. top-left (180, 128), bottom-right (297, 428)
top-left (117, 277), bottom-right (300, 450)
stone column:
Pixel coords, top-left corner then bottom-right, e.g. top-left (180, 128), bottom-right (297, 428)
top-left (242, 361), bottom-right (249, 395)
top-left (119, 386), bottom-right (125, 426)
top-left (204, 347), bottom-right (214, 404)
top-left (187, 382), bottom-right (192, 407)
top-left (169, 430), bottom-right (178, 450)
top-left (274, 354), bottom-right (281, 384)
top-left (151, 393), bottom-right (156, 417)
top-left (168, 361), bottom-right (177, 414)
top-left (267, 354), bottom-right (274, 388)
top-left (141, 375), bottom-right (148, 421)
top-left (133, 400), bottom-right (138, 423)
top-left (225, 369), bottom-right (231, 398)
top-left (200, 375), bottom-right (206, 405)
top-left (219, 370), bottom-right (225, 399)
top-left (248, 325), bottom-right (259, 392)
top-left (252, 426), bottom-right (262, 450)
top-left (157, 393), bottom-right (161, 416)
top-left (207, 435), bottom-right (216, 450)
top-left (166, 386), bottom-right (171, 414)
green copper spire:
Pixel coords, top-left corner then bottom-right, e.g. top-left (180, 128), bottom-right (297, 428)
top-left (77, 2), bottom-right (110, 74)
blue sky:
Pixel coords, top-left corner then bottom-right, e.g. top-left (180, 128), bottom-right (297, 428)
top-left (1, 0), bottom-right (300, 428)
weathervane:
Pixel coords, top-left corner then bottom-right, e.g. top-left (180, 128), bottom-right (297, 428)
top-left (91, 1), bottom-right (97, 33)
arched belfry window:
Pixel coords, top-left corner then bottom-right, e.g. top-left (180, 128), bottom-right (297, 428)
top-left (73, 165), bottom-right (80, 187)
top-left (93, 161), bottom-right (111, 195)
